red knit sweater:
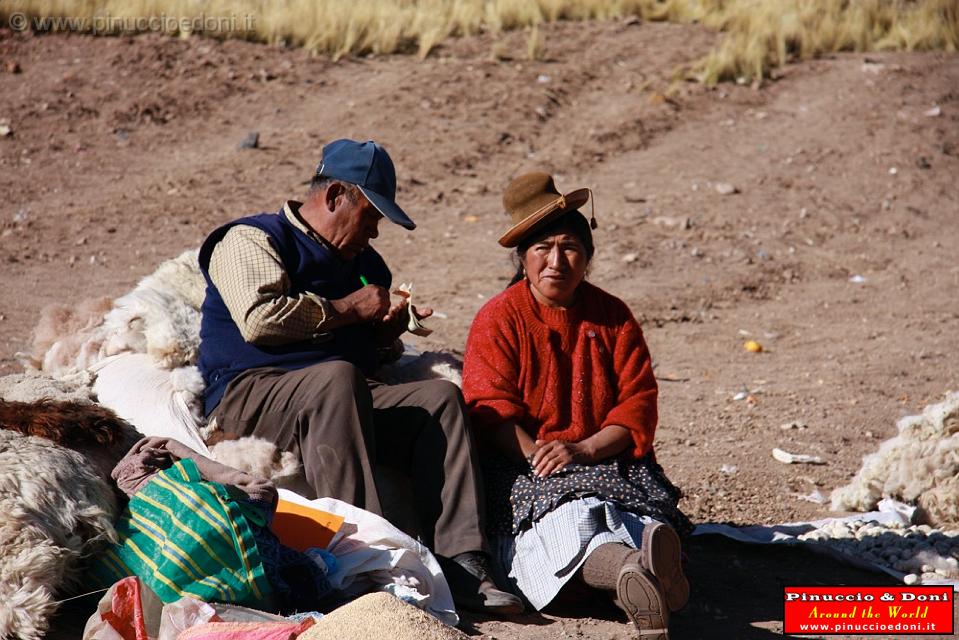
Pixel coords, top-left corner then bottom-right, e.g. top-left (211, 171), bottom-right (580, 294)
top-left (463, 280), bottom-right (658, 459)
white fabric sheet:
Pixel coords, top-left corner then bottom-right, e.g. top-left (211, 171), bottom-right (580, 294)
top-left (90, 353), bottom-right (209, 454)
top-left (277, 490), bottom-right (458, 627)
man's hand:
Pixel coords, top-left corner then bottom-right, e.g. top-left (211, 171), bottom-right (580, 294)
top-left (531, 439), bottom-right (594, 478)
top-left (375, 297), bottom-right (409, 345)
top-left (374, 300), bottom-right (433, 345)
top-left (330, 284), bottom-right (391, 325)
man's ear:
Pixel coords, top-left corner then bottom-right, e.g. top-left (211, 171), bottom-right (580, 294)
top-left (324, 182), bottom-right (344, 212)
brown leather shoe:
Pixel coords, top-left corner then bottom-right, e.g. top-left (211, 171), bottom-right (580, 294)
top-left (615, 562), bottom-right (669, 640)
top-left (640, 522), bottom-right (689, 612)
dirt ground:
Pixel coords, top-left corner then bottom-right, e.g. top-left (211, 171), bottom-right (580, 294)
top-left (2, 17), bottom-right (957, 639)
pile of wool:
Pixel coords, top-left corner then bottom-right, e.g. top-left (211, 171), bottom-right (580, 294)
top-left (16, 249), bottom-right (211, 443)
top-left (830, 392), bottom-right (959, 527)
top-left (0, 430), bottom-right (119, 640)
top-left (0, 371), bottom-right (95, 404)
top-left (798, 519), bottom-right (959, 585)
top-left (21, 249), bottom-right (205, 377)
top-left (378, 347), bottom-right (463, 387)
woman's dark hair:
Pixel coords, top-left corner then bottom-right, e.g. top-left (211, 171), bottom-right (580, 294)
top-left (508, 210), bottom-right (595, 286)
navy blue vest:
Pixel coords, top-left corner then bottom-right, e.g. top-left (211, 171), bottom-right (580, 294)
top-left (197, 208), bottom-right (391, 415)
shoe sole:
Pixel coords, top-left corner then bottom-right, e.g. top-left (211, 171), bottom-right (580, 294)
top-left (616, 564), bottom-right (669, 640)
top-left (642, 523), bottom-right (689, 612)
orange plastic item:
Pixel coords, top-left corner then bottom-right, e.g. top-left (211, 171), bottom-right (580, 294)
top-left (100, 577), bottom-right (148, 640)
top-left (269, 499), bottom-right (344, 552)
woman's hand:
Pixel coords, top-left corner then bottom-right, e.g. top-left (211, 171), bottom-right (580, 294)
top-left (531, 439), bottom-right (594, 477)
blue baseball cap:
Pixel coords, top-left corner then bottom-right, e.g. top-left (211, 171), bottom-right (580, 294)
top-left (315, 139), bottom-right (415, 230)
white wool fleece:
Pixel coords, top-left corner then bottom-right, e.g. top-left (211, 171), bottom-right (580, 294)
top-left (831, 392), bottom-right (959, 527)
top-left (0, 431), bottom-right (118, 640)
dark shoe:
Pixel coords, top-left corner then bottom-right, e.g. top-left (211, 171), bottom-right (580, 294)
top-left (441, 551), bottom-right (525, 615)
top-left (615, 562), bottom-right (669, 640)
top-left (640, 523), bottom-right (689, 612)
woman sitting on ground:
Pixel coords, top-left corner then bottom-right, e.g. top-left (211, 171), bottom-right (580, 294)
top-left (462, 173), bottom-right (692, 640)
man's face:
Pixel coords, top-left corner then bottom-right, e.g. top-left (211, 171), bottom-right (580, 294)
top-left (331, 190), bottom-right (382, 259)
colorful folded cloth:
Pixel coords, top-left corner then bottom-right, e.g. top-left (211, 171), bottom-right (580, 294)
top-left (93, 459), bottom-right (274, 608)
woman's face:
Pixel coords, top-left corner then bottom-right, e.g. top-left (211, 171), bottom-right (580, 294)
top-left (521, 232), bottom-right (589, 308)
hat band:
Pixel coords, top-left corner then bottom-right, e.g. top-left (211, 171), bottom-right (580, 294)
top-left (520, 194), bottom-right (566, 224)
top-left (521, 189), bottom-right (596, 229)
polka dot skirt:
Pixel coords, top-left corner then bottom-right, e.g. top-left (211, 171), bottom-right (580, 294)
top-left (484, 454), bottom-right (693, 538)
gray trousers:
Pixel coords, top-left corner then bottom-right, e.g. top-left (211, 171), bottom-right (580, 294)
top-left (210, 360), bottom-right (488, 558)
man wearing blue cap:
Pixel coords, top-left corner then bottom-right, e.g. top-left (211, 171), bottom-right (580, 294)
top-left (196, 139), bottom-right (522, 615)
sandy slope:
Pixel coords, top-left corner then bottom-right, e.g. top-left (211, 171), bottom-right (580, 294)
top-left (2, 18), bottom-right (957, 639)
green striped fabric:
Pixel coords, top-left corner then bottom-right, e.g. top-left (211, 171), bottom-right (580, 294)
top-left (91, 459), bottom-right (272, 607)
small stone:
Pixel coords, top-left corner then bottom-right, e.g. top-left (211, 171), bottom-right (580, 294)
top-left (772, 448), bottom-right (825, 465)
top-left (651, 216), bottom-right (691, 230)
top-left (903, 573), bottom-right (919, 585)
top-left (780, 421), bottom-right (808, 430)
top-left (715, 182), bottom-right (738, 195)
top-left (238, 131), bottom-right (260, 149)
top-left (4, 61), bottom-right (21, 74)
top-left (0, 124), bottom-right (11, 137)
top-left (622, 253), bottom-right (638, 263)
top-left (888, 167), bottom-right (898, 176)
top-left (924, 105), bottom-right (941, 117)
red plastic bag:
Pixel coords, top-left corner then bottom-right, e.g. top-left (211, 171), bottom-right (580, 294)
top-left (101, 577), bottom-right (147, 640)
top-left (83, 576), bottom-right (161, 640)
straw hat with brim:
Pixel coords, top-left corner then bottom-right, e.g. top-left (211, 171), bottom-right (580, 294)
top-left (498, 172), bottom-right (592, 248)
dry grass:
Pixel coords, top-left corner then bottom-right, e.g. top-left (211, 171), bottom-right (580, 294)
top-left (692, 0), bottom-right (959, 83)
top-left (1, 0), bottom-right (957, 81)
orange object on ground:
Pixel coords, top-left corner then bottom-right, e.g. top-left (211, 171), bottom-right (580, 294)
top-left (270, 499), bottom-right (344, 552)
